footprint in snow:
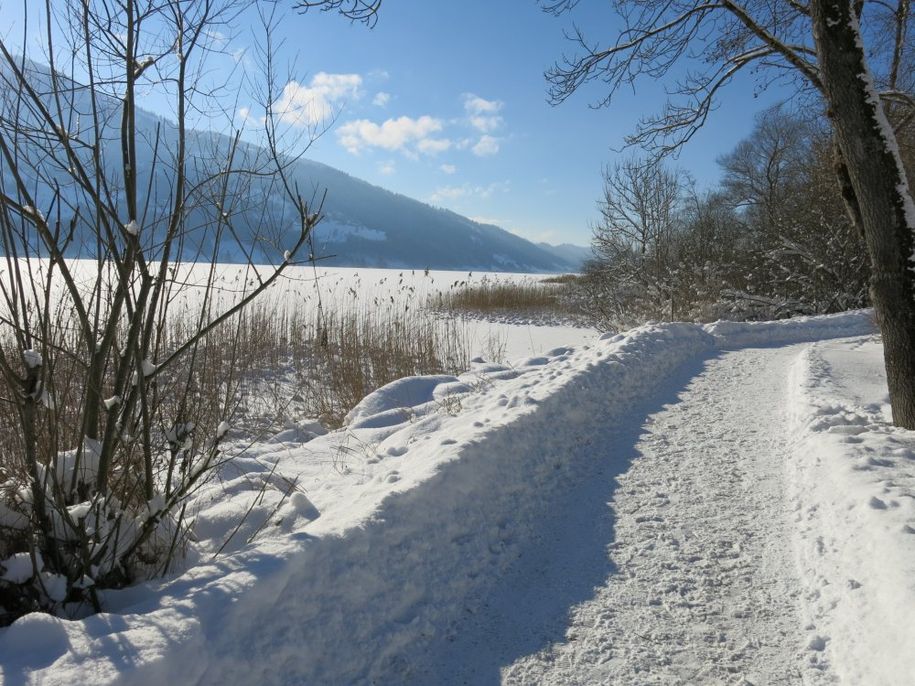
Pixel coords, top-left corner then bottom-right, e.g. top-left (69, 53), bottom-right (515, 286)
top-left (807, 635), bottom-right (828, 651)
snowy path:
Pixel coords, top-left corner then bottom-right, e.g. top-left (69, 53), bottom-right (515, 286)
top-left (417, 345), bottom-right (806, 684)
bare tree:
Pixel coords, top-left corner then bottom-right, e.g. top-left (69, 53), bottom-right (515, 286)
top-left (542, 0), bottom-right (915, 428)
top-left (592, 160), bottom-right (685, 322)
top-left (295, 0), bottom-right (382, 25)
top-left (718, 107), bottom-right (869, 312)
top-left (0, 0), bottom-right (373, 623)
top-left (719, 106), bottom-right (810, 230)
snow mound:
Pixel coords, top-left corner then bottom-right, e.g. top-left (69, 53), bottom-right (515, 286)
top-left (705, 309), bottom-right (875, 347)
top-left (343, 374), bottom-right (461, 428)
top-left (788, 335), bottom-right (915, 685)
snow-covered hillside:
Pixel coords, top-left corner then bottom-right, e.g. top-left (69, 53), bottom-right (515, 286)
top-left (2, 309), bottom-right (912, 685)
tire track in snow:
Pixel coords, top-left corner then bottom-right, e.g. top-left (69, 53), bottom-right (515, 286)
top-left (428, 346), bottom-right (808, 685)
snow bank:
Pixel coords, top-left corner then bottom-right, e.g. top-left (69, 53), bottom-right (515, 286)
top-left (705, 309), bottom-right (875, 347)
top-left (0, 323), bottom-right (713, 685)
top-left (788, 336), bottom-right (915, 685)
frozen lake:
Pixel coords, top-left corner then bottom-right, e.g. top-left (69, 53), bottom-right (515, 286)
top-left (19, 260), bottom-right (596, 364)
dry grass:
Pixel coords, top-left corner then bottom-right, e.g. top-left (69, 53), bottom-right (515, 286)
top-left (165, 297), bottom-right (472, 429)
top-left (540, 273), bottom-right (580, 285)
top-left (0, 297), bottom-right (471, 489)
top-left (431, 278), bottom-right (578, 317)
top-left (288, 305), bottom-right (470, 426)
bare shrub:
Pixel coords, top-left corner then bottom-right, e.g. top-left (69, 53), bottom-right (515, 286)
top-left (0, 0), bottom-right (377, 624)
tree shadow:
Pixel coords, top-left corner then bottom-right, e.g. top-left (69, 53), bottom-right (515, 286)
top-left (0, 542), bottom-right (308, 686)
top-left (411, 352), bottom-right (717, 685)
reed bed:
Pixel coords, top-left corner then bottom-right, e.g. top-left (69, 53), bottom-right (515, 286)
top-left (431, 277), bottom-right (579, 317)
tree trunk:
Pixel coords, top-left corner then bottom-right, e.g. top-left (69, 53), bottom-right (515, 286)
top-left (812, 0), bottom-right (915, 428)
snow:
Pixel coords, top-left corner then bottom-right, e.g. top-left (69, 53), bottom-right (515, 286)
top-left (34, 438), bottom-right (102, 501)
top-left (343, 374), bottom-right (465, 428)
top-left (27, 261), bottom-right (598, 362)
top-left (124, 220), bottom-right (140, 237)
top-left (788, 335), bottom-right (915, 684)
top-left (492, 343), bottom-right (808, 685)
top-left (1, 552), bottom-right (41, 584)
top-left (2, 308), bottom-right (913, 685)
top-left (0, 322), bottom-right (710, 684)
top-left (703, 308), bottom-right (875, 347)
top-left (22, 349), bottom-right (42, 369)
top-left (20, 205), bottom-right (43, 221)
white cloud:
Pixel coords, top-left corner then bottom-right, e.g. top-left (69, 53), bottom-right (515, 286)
top-left (417, 137), bottom-right (452, 154)
top-left (472, 135), bottom-right (500, 157)
top-left (205, 29), bottom-right (228, 47)
top-left (378, 160), bottom-right (396, 175)
top-left (430, 185), bottom-right (469, 202)
top-left (464, 94), bottom-right (502, 114)
top-left (440, 164), bottom-right (457, 174)
top-left (429, 180), bottom-right (510, 204)
top-left (337, 115), bottom-right (445, 156)
top-left (372, 91), bottom-right (391, 107)
top-left (273, 73), bottom-right (362, 127)
top-left (463, 93), bottom-right (504, 132)
top-left (469, 116), bottom-right (502, 133)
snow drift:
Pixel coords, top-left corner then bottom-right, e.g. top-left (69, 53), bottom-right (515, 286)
top-left (703, 308), bottom-right (875, 347)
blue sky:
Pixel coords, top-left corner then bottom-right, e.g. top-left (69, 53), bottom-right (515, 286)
top-left (1, 0), bottom-right (788, 246)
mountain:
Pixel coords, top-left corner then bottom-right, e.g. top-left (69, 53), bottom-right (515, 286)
top-left (0, 61), bottom-right (578, 273)
top-left (536, 242), bottom-right (593, 271)
top-left (275, 159), bottom-right (579, 272)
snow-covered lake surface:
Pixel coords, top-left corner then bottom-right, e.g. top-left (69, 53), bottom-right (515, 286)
top-left (2, 308), bottom-right (913, 685)
top-left (23, 260), bottom-right (596, 362)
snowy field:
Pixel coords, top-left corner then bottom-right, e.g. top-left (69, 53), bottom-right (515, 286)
top-left (2, 305), bottom-right (914, 685)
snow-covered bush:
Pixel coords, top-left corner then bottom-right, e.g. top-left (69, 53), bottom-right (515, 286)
top-left (576, 109), bottom-right (870, 331)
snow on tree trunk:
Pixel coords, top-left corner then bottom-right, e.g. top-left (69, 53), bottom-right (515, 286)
top-left (811, 0), bottom-right (915, 428)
